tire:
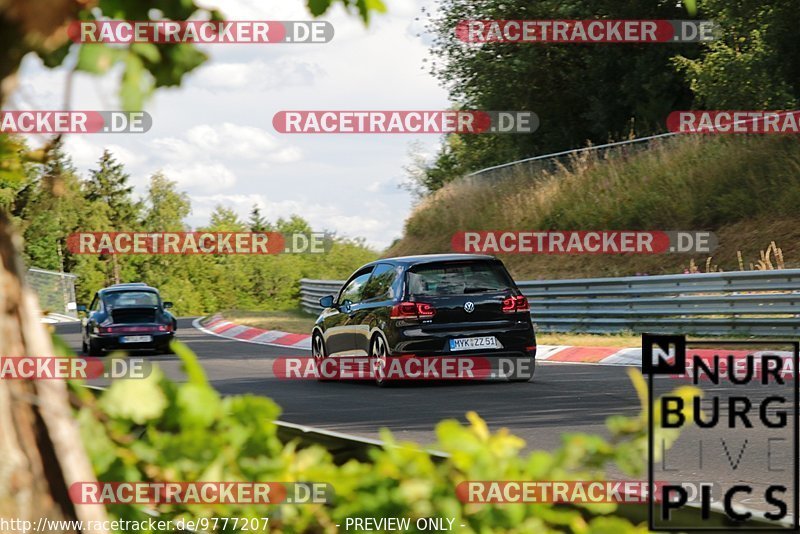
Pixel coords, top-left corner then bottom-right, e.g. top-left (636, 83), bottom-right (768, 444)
top-left (87, 338), bottom-right (103, 357)
top-left (369, 333), bottom-right (390, 387)
top-left (312, 332), bottom-right (331, 382)
top-left (509, 355), bottom-right (536, 383)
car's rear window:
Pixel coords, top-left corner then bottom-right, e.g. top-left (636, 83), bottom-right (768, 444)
top-left (406, 261), bottom-right (514, 296)
top-left (104, 291), bottom-right (159, 307)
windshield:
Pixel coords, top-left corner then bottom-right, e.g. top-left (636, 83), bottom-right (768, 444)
top-left (103, 291), bottom-right (160, 308)
top-left (406, 261), bottom-right (514, 296)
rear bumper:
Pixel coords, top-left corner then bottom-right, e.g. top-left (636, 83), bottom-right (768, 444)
top-left (90, 332), bottom-right (174, 351)
top-left (392, 320), bottom-right (536, 356)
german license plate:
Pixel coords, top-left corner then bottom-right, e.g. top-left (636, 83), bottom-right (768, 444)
top-left (120, 335), bottom-right (152, 343)
top-left (449, 336), bottom-right (499, 351)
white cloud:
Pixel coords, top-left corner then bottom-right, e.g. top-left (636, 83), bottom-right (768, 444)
top-left (265, 146), bottom-right (302, 163)
top-left (11, 0), bottom-right (449, 252)
top-left (191, 59), bottom-right (321, 92)
top-left (62, 137), bottom-right (144, 169)
top-left (151, 122), bottom-right (301, 163)
top-left (187, 123), bottom-right (279, 157)
top-left (164, 163), bottom-right (237, 193)
top-left (188, 193), bottom-right (401, 249)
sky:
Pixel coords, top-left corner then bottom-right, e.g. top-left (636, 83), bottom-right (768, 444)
top-left (9, 0), bottom-right (448, 250)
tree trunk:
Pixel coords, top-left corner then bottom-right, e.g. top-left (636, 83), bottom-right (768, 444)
top-left (0, 210), bottom-right (108, 533)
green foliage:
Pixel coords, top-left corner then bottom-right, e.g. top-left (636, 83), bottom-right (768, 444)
top-left (0, 134), bottom-right (33, 210)
top-left (416, 0), bottom-right (697, 192)
top-left (20, 139), bottom-right (84, 271)
top-left (389, 134), bottom-right (800, 277)
top-left (308, 0), bottom-right (387, 23)
top-left (13, 145), bottom-right (376, 313)
top-left (415, 0), bottom-right (800, 194)
top-left (672, 0), bottom-right (799, 109)
top-left (72, 344), bottom-right (698, 533)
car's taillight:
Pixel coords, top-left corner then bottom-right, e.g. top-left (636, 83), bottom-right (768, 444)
top-left (390, 302), bottom-right (436, 319)
top-left (99, 326), bottom-right (113, 333)
top-left (158, 324), bottom-right (171, 332)
top-left (417, 303), bottom-right (436, 317)
top-left (503, 295), bottom-right (530, 313)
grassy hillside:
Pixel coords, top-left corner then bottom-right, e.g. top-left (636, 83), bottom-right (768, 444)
top-left (387, 135), bottom-right (800, 279)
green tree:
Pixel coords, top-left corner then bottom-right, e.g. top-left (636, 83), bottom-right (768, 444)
top-left (673, 0), bottom-right (799, 108)
top-left (21, 140), bottom-right (84, 272)
top-left (84, 149), bottom-right (141, 228)
top-left (138, 173), bottom-right (201, 314)
top-left (208, 205), bottom-right (246, 232)
top-left (420, 0), bottom-right (697, 190)
top-left (143, 172), bottom-right (190, 232)
top-left (248, 204), bottom-right (272, 232)
top-left (80, 150), bottom-right (142, 284)
top-left (0, 134), bottom-right (31, 211)
top-left (275, 214), bottom-right (313, 234)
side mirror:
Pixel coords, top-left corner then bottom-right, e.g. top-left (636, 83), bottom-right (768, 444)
top-left (319, 295), bottom-right (334, 309)
top-left (77, 304), bottom-right (87, 313)
top-left (163, 301), bottom-right (174, 309)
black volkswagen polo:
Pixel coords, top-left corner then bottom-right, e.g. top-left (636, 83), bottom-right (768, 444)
top-left (312, 254), bottom-right (536, 385)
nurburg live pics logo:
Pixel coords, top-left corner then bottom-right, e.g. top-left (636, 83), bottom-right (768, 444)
top-left (643, 334), bottom-right (800, 531)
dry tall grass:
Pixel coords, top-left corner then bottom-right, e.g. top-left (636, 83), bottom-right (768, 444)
top-left (387, 135), bottom-right (800, 279)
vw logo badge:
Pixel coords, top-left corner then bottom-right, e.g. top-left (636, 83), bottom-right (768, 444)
top-left (464, 301), bottom-right (475, 313)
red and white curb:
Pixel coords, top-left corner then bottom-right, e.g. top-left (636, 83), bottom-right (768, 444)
top-left (193, 314), bottom-right (312, 350)
top-left (537, 345), bottom-right (643, 366)
top-left (193, 314), bottom-right (647, 364)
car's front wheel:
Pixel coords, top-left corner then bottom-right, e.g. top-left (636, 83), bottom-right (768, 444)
top-left (312, 332), bottom-right (331, 381)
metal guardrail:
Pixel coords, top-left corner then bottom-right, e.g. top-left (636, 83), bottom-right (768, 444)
top-left (464, 113), bottom-right (795, 182)
top-left (300, 270), bottom-right (800, 336)
top-left (465, 131), bottom-right (680, 181)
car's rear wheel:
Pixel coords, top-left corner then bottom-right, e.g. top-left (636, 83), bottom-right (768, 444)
top-left (312, 332), bottom-right (331, 381)
top-left (509, 355), bottom-right (536, 383)
top-left (370, 333), bottom-right (390, 387)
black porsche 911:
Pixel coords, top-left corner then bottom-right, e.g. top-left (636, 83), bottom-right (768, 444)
top-left (79, 283), bottom-right (177, 356)
top-left (312, 254), bottom-right (537, 385)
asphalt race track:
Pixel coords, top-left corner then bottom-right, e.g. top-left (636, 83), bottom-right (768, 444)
top-left (55, 318), bottom-right (798, 515)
